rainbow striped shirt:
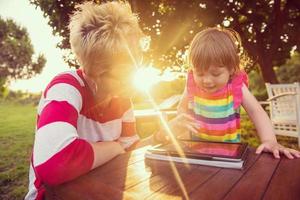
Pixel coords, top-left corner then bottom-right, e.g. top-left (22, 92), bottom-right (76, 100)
top-left (187, 71), bottom-right (248, 142)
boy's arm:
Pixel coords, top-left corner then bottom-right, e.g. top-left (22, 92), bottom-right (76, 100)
top-left (34, 76), bottom-right (125, 186)
top-left (241, 84), bottom-right (300, 159)
top-left (118, 101), bottom-right (141, 150)
top-left (90, 141), bottom-right (124, 169)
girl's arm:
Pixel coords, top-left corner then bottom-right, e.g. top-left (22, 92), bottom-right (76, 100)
top-left (241, 84), bottom-right (300, 159)
top-left (241, 84), bottom-right (277, 143)
top-left (153, 89), bottom-right (199, 143)
top-left (177, 88), bottom-right (189, 114)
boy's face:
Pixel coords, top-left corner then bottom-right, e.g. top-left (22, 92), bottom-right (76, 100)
top-left (193, 64), bottom-right (232, 93)
top-left (98, 65), bottom-right (136, 98)
top-left (93, 55), bottom-right (140, 99)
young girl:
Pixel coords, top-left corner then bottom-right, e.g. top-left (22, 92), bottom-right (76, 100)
top-left (155, 27), bottom-right (300, 159)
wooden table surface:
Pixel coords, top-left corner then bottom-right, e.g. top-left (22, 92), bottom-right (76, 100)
top-left (46, 146), bottom-right (300, 200)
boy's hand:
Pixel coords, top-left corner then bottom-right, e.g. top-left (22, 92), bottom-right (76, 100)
top-left (256, 141), bottom-right (300, 159)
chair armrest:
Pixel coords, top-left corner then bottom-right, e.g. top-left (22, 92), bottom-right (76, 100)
top-left (259, 101), bottom-right (270, 105)
top-left (267, 92), bottom-right (297, 101)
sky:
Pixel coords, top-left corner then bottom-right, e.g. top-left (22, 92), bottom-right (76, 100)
top-left (0, 0), bottom-right (179, 94)
top-left (0, 0), bottom-right (69, 93)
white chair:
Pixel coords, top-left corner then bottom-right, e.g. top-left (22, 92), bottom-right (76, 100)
top-left (265, 82), bottom-right (300, 147)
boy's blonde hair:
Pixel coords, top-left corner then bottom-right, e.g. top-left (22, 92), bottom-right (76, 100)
top-left (69, 1), bottom-right (143, 76)
top-left (188, 27), bottom-right (245, 74)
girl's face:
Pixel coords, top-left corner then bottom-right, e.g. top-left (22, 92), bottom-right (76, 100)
top-left (193, 65), bottom-right (233, 93)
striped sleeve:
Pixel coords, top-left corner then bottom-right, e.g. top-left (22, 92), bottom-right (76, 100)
top-left (118, 100), bottom-right (139, 149)
top-left (33, 74), bottom-right (94, 186)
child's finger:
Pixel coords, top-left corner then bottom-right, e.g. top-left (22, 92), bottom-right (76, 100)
top-left (289, 149), bottom-right (300, 158)
top-left (256, 144), bottom-right (265, 154)
top-left (188, 121), bottom-right (200, 132)
top-left (282, 149), bottom-right (294, 159)
top-left (189, 121), bottom-right (200, 129)
top-left (272, 149), bottom-right (280, 159)
top-left (181, 113), bottom-right (196, 122)
top-left (186, 124), bottom-right (198, 134)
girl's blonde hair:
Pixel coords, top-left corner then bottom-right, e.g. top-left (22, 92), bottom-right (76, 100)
top-left (188, 27), bottom-right (247, 74)
top-left (69, 1), bottom-right (143, 76)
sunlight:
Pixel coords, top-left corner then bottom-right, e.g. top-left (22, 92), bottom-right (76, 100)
top-left (145, 91), bottom-right (188, 163)
top-left (159, 20), bottom-right (192, 58)
top-left (133, 66), bottom-right (161, 91)
top-left (160, 67), bottom-right (178, 81)
top-left (126, 36), bottom-right (189, 198)
top-left (169, 159), bottom-right (190, 200)
top-left (145, 91), bottom-right (190, 198)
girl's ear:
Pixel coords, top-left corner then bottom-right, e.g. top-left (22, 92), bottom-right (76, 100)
top-left (230, 68), bottom-right (235, 75)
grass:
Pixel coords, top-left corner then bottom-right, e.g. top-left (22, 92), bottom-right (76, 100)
top-left (0, 101), bottom-right (36, 200)
top-left (0, 101), bottom-right (299, 199)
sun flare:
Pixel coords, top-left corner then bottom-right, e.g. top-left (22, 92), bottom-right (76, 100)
top-left (133, 66), bottom-right (161, 91)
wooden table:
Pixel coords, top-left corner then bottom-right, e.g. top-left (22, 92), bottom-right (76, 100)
top-left (46, 146), bottom-right (300, 200)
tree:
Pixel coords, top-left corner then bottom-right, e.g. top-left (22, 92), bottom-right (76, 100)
top-left (217, 0), bottom-right (300, 83)
top-left (275, 51), bottom-right (300, 83)
top-left (0, 17), bottom-right (46, 90)
top-left (31, 0), bottom-right (300, 83)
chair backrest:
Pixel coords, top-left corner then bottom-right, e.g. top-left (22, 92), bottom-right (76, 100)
top-left (265, 82), bottom-right (300, 138)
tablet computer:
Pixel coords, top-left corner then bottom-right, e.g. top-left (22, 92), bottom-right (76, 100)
top-left (148, 140), bottom-right (248, 162)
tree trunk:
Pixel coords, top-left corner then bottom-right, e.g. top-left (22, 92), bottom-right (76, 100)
top-left (258, 56), bottom-right (279, 84)
top-left (129, 0), bottom-right (138, 12)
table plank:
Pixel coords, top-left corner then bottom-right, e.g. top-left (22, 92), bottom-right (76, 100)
top-left (94, 161), bottom-right (152, 190)
top-left (188, 148), bottom-right (259, 200)
top-left (125, 159), bottom-right (200, 199)
top-left (46, 179), bottom-right (138, 200)
top-left (146, 165), bottom-right (220, 200)
top-left (223, 152), bottom-right (280, 200)
top-left (127, 159), bottom-right (218, 199)
top-left (91, 145), bottom-right (149, 175)
top-left (46, 146), bottom-right (150, 199)
top-left (263, 157), bottom-right (300, 200)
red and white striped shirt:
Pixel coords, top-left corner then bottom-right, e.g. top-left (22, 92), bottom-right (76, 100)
top-left (25, 69), bottom-right (139, 200)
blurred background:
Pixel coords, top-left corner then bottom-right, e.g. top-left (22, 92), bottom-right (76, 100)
top-left (0, 0), bottom-right (299, 199)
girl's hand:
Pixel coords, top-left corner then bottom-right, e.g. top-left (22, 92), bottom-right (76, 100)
top-left (256, 141), bottom-right (300, 159)
top-left (167, 113), bottom-right (199, 137)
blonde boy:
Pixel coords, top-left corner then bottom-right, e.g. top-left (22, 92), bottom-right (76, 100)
top-left (25, 2), bottom-right (144, 199)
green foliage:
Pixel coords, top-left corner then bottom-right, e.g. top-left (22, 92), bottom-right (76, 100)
top-left (275, 51), bottom-right (300, 83)
top-left (248, 69), bottom-right (268, 101)
top-left (2, 90), bottom-right (41, 105)
top-left (150, 78), bottom-right (185, 100)
top-left (0, 17), bottom-right (46, 93)
top-left (31, 0), bottom-right (300, 83)
top-left (0, 77), bottom-right (9, 98)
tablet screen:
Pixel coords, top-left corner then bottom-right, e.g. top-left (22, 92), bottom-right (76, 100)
top-left (155, 140), bottom-right (245, 158)
top-left (180, 141), bottom-right (240, 157)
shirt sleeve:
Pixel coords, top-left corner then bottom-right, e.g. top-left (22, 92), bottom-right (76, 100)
top-left (33, 74), bottom-right (94, 186)
top-left (231, 70), bottom-right (249, 109)
top-left (118, 100), bottom-right (140, 149)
